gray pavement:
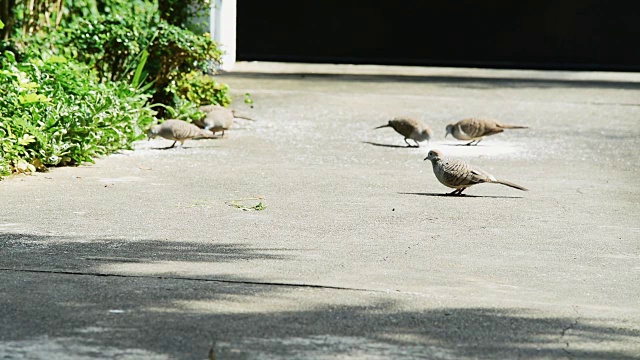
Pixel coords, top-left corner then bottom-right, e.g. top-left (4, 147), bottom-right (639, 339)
top-left (1, 62), bottom-right (639, 359)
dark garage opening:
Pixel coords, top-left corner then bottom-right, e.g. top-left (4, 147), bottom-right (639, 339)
top-left (237, 0), bottom-right (640, 71)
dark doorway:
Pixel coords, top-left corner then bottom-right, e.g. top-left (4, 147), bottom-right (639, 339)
top-left (237, 0), bottom-right (640, 71)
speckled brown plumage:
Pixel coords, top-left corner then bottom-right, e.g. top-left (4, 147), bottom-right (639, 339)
top-left (446, 118), bottom-right (528, 145)
top-left (424, 149), bottom-right (528, 195)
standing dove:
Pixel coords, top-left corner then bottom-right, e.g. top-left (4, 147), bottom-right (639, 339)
top-left (374, 117), bottom-right (433, 147)
top-left (445, 118), bottom-right (528, 145)
top-left (194, 105), bottom-right (255, 136)
top-left (147, 119), bottom-right (219, 148)
top-left (424, 149), bottom-right (528, 195)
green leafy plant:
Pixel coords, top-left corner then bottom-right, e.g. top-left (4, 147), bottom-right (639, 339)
top-left (157, 0), bottom-right (210, 32)
top-left (153, 96), bottom-right (205, 122)
top-left (60, 8), bottom-right (155, 82)
top-left (145, 22), bottom-right (225, 108)
top-left (56, 4), bottom-right (228, 114)
top-left (0, 0), bottom-right (233, 178)
top-left (168, 70), bottom-right (231, 108)
top-left (0, 52), bottom-right (155, 176)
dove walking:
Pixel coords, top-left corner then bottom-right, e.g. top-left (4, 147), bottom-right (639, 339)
top-left (424, 149), bottom-right (528, 195)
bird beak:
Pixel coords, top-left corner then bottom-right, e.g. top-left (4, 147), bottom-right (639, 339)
top-left (445, 132), bottom-right (449, 138)
top-left (423, 156), bottom-right (429, 161)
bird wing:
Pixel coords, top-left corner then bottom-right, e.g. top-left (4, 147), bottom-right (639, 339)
top-left (441, 159), bottom-right (491, 187)
top-left (204, 111), bottom-right (234, 130)
top-left (171, 120), bottom-right (200, 140)
top-left (389, 118), bottom-right (421, 137)
top-left (459, 118), bottom-right (503, 137)
top-left (469, 166), bottom-right (496, 182)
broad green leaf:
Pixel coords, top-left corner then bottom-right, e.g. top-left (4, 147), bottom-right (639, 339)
top-left (19, 93), bottom-right (51, 104)
top-left (24, 82), bottom-right (39, 90)
top-left (45, 56), bottom-right (68, 64)
top-left (18, 134), bottom-right (36, 146)
top-left (4, 51), bottom-right (15, 63)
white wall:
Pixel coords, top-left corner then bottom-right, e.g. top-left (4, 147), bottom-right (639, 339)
top-left (210, 0), bottom-right (237, 71)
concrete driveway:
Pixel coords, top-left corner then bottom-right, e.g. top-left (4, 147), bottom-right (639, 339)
top-left (1, 62), bottom-right (639, 359)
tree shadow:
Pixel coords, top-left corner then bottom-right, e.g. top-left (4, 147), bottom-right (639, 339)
top-left (0, 271), bottom-right (637, 359)
top-left (1, 233), bottom-right (637, 359)
top-left (0, 233), bottom-right (292, 274)
top-left (399, 191), bottom-right (524, 199)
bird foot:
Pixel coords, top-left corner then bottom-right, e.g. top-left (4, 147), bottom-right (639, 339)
top-left (447, 189), bottom-right (466, 196)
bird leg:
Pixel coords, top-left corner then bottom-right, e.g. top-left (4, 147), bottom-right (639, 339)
top-left (159, 141), bottom-right (178, 150)
top-left (447, 188), bottom-right (467, 196)
top-left (414, 139), bottom-right (421, 147)
top-left (404, 138), bottom-right (418, 147)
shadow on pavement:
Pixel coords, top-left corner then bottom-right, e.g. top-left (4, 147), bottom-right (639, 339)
top-left (0, 270), bottom-right (638, 359)
top-left (361, 141), bottom-right (417, 149)
top-left (0, 232), bottom-right (291, 273)
top-left (399, 192), bottom-right (524, 199)
top-left (221, 72), bottom-right (640, 91)
top-left (1, 232), bottom-right (637, 359)
top-left (440, 143), bottom-right (484, 147)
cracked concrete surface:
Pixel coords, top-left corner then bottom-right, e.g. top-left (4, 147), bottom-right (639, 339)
top-left (1, 62), bottom-right (639, 359)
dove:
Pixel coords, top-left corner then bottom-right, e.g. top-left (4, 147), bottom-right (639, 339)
top-left (194, 105), bottom-right (255, 136)
top-left (146, 119), bottom-right (218, 148)
top-left (424, 149), bottom-right (528, 195)
top-left (445, 118), bottom-right (528, 145)
top-left (374, 117), bottom-right (433, 147)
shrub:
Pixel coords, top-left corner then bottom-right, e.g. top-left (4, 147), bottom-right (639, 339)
top-left (0, 0), bottom-right (233, 178)
top-left (3, 0), bottom-right (228, 105)
top-left (168, 70), bottom-right (231, 108)
top-left (145, 21), bottom-right (224, 107)
top-left (62, 11), bottom-right (154, 82)
top-left (57, 4), bottom-right (227, 112)
top-left (0, 52), bottom-right (155, 176)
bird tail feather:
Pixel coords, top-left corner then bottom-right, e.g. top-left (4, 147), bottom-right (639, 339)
top-left (500, 124), bottom-right (529, 129)
top-left (198, 130), bottom-right (220, 139)
top-left (233, 114), bottom-right (256, 121)
top-left (494, 179), bottom-right (528, 191)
